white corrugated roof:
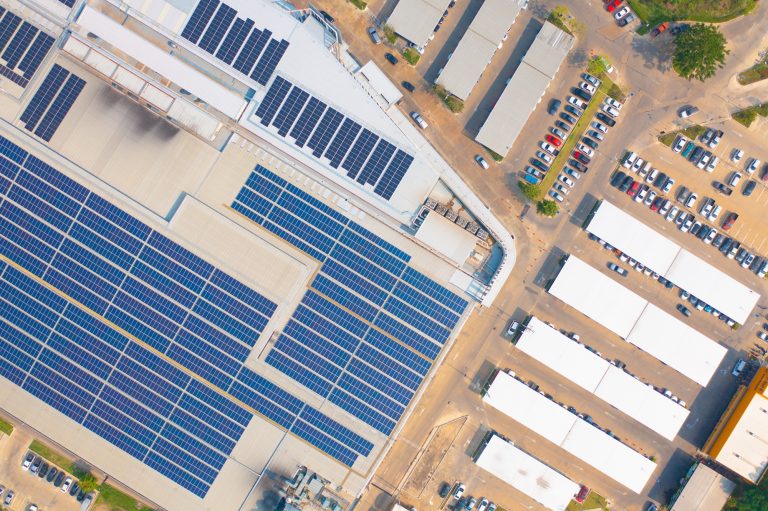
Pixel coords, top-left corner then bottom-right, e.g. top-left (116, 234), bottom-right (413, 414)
top-left (359, 61), bottom-right (403, 106)
top-left (475, 434), bottom-right (580, 511)
top-left (414, 211), bottom-right (477, 265)
top-left (670, 464), bottom-right (736, 511)
top-left (388, 0), bottom-right (452, 47)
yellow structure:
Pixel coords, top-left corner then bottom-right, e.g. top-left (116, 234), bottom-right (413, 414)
top-left (704, 367), bottom-right (768, 484)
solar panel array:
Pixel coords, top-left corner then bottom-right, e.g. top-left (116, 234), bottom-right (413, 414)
top-left (181, 0), bottom-right (289, 86)
top-left (254, 76), bottom-right (415, 201)
top-left (0, 6), bottom-right (56, 87)
top-left (0, 136), bottom-right (375, 497)
top-left (20, 64), bottom-right (85, 142)
top-left (232, 165), bottom-right (469, 435)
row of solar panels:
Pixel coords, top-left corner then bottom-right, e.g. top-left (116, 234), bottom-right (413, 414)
top-left (0, 137), bottom-right (375, 497)
top-left (254, 76), bottom-right (414, 201)
top-left (0, 5), bottom-right (56, 87)
top-left (233, 165), bottom-right (468, 435)
top-left (181, 0), bottom-right (288, 86)
top-left (20, 64), bottom-right (85, 142)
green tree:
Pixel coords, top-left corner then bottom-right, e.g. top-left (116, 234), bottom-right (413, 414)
top-left (517, 181), bottom-right (541, 202)
top-left (673, 23), bottom-right (729, 81)
top-left (587, 56), bottom-right (608, 77)
top-left (725, 479), bottom-right (768, 511)
top-left (536, 200), bottom-right (559, 217)
top-left (78, 473), bottom-right (99, 493)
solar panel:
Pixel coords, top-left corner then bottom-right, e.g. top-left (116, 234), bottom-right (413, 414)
top-left (272, 86), bottom-right (309, 136)
top-left (232, 28), bottom-right (269, 75)
top-left (181, 0), bottom-right (220, 44)
top-left (374, 150), bottom-right (414, 200)
top-left (289, 96), bottom-right (326, 147)
top-left (198, 4), bottom-right (236, 54)
top-left (251, 39), bottom-right (289, 85)
top-left (254, 76), bottom-right (290, 126)
top-left (18, 32), bottom-right (55, 79)
top-left (215, 18), bottom-right (253, 65)
top-left (324, 118), bottom-right (362, 169)
top-left (2, 21), bottom-right (36, 69)
top-left (341, 129), bottom-right (378, 179)
top-left (20, 64), bottom-right (69, 129)
top-left (57, 0), bottom-right (76, 6)
top-left (0, 12), bottom-right (21, 53)
top-left (33, 73), bottom-right (86, 142)
top-left (356, 139), bottom-right (395, 186)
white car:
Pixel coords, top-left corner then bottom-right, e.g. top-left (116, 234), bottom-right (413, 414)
top-left (731, 148), bottom-right (744, 162)
top-left (604, 97), bottom-right (623, 110)
top-left (582, 73), bottom-right (601, 88)
top-left (728, 171), bottom-right (742, 186)
top-left (601, 104), bottom-right (620, 117)
top-left (535, 150), bottom-right (553, 163)
top-left (22, 453), bottom-right (34, 471)
top-left (564, 167), bottom-right (581, 180)
top-left (549, 190), bottom-right (564, 202)
top-left (454, 484), bottom-right (466, 500)
top-left (700, 199), bottom-right (714, 218)
top-left (553, 183), bottom-right (569, 195)
top-left (697, 153), bottom-right (711, 169)
top-left (475, 155), bottom-right (489, 169)
top-left (61, 477), bottom-right (73, 493)
top-left (644, 190), bottom-right (657, 206)
top-left (681, 215), bottom-right (694, 232)
top-left (614, 6), bottom-right (630, 19)
top-left (477, 498), bottom-right (490, 511)
top-left (577, 144), bottom-right (594, 157)
top-left (706, 156), bottom-right (719, 172)
top-left (410, 111), bottom-right (428, 129)
top-left (704, 228), bottom-right (717, 244)
top-left (672, 135), bottom-right (687, 153)
top-left (592, 121), bottom-right (608, 133)
top-left (559, 174), bottom-right (575, 188)
top-left (579, 81), bottom-right (597, 94)
top-left (539, 142), bottom-right (558, 154)
top-left (666, 205), bottom-right (679, 222)
top-left (659, 199), bottom-right (672, 216)
top-left (622, 151), bottom-right (637, 168)
top-left (635, 186), bottom-right (648, 203)
top-left (684, 192), bottom-right (698, 208)
top-left (645, 168), bottom-right (658, 183)
top-left (568, 96), bottom-right (588, 110)
top-left (709, 204), bottom-right (722, 221)
top-left (747, 158), bottom-right (761, 174)
top-left (632, 157), bottom-right (644, 173)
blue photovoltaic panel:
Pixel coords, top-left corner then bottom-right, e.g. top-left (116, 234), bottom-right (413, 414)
top-left (323, 118), bottom-right (361, 169)
top-left (232, 28), bottom-right (269, 75)
top-left (254, 76), bottom-right (290, 127)
top-left (20, 64), bottom-right (68, 130)
top-left (357, 139), bottom-right (395, 186)
top-left (402, 267), bottom-right (467, 314)
top-left (272, 86), bottom-right (309, 136)
top-left (320, 259), bottom-right (387, 305)
top-left (374, 313), bottom-right (440, 360)
top-left (341, 129), bottom-right (378, 179)
top-left (289, 96), bottom-right (326, 147)
top-left (393, 281), bottom-right (459, 328)
top-left (292, 304), bottom-right (360, 354)
top-left (328, 388), bottom-right (395, 435)
top-left (198, 4), bottom-right (236, 54)
top-left (251, 39), bottom-right (289, 85)
top-left (2, 21), bottom-right (37, 69)
top-left (348, 221), bottom-right (411, 263)
top-left (346, 358), bottom-right (413, 406)
top-left (181, 0), bottom-right (220, 44)
top-left (355, 342), bottom-right (422, 391)
top-left (265, 350), bottom-right (333, 396)
top-left (273, 335), bottom-right (342, 382)
top-left (0, 13), bottom-right (21, 54)
top-left (290, 419), bottom-right (357, 467)
top-left (383, 296), bottom-right (449, 344)
top-left (58, 0), bottom-right (76, 6)
top-left (339, 229), bottom-right (405, 277)
top-left (215, 18), bottom-right (253, 64)
top-left (374, 150), bottom-right (415, 200)
top-left (18, 32), bottom-right (55, 79)
top-left (284, 320), bottom-right (350, 367)
top-left (34, 74), bottom-right (86, 142)
top-left (299, 406), bottom-right (373, 455)
top-left (307, 107), bottom-right (343, 157)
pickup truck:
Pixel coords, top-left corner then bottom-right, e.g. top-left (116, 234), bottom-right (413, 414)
top-left (713, 181), bottom-right (733, 196)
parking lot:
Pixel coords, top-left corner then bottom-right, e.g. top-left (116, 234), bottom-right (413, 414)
top-left (0, 429), bottom-right (82, 511)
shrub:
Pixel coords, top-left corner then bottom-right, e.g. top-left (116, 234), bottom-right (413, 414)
top-left (348, 0), bottom-right (367, 9)
top-left (382, 24), bottom-right (396, 44)
top-left (733, 108), bottom-right (758, 127)
top-left (402, 47), bottom-right (420, 65)
top-left (486, 148), bottom-right (503, 162)
top-left (432, 85), bottom-right (464, 113)
top-left (518, 181), bottom-right (541, 202)
top-left (536, 200), bottom-right (559, 217)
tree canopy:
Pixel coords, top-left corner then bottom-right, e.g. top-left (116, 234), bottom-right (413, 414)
top-left (673, 23), bottom-right (729, 81)
top-left (725, 479), bottom-right (768, 511)
top-left (536, 200), bottom-right (559, 217)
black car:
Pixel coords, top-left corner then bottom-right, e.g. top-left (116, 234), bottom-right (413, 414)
top-left (384, 53), bottom-right (398, 65)
top-left (54, 471), bottom-right (66, 487)
top-left (670, 23), bottom-right (690, 36)
top-left (611, 171), bottom-right (628, 187)
top-left (38, 462), bottom-right (49, 478)
top-left (555, 120), bottom-right (571, 132)
top-left (713, 181), bottom-right (733, 195)
top-left (564, 105), bottom-right (581, 117)
top-left (720, 238), bottom-right (734, 254)
top-left (596, 112), bottom-right (616, 127)
top-left (69, 482), bottom-right (80, 497)
top-left (581, 137), bottom-right (598, 149)
top-left (619, 175), bottom-right (634, 192)
top-left (743, 180), bottom-right (757, 196)
top-left (47, 467), bottom-right (58, 483)
top-left (531, 158), bottom-right (549, 171)
top-left (698, 225), bottom-right (711, 240)
top-left (560, 112), bottom-right (577, 124)
top-left (654, 172), bottom-right (668, 187)
top-left (401, 81), bottom-right (415, 92)
top-left (712, 233), bottom-right (725, 248)
top-left (439, 483), bottom-right (452, 499)
top-left (690, 146), bottom-right (704, 162)
top-left (572, 87), bottom-right (592, 101)
top-left (677, 304), bottom-right (692, 317)
top-left (548, 99), bottom-right (562, 115)
top-left (568, 159), bottom-right (587, 172)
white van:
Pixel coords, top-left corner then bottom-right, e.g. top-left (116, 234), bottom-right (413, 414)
top-left (732, 359), bottom-right (746, 377)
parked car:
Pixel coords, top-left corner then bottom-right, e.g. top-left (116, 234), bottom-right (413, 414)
top-left (587, 129), bottom-right (605, 141)
top-left (651, 22), bottom-right (668, 36)
top-left (475, 155), bottom-right (489, 169)
top-left (454, 484), bottom-right (466, 500)
top-left (608, 262), bottom-right (627, 276)
top-left (614, 6), bottom-right (630, 20)
top-left (564, 105), bottom-right (581, 117)
top-left (576, 486), bottom-right (590, 504)
top-left (713, 181), bottom-right (733, 195)
top-left (583, 73), bottom-right (601, 88)
top-left (606, 0), bottom-right (622, 12)
top-left (539, 142), bottom-right (558, 155)
top-left (560, 112), bottom-right (577, 124)
top-left (22, 452), bottom-right (34, 470)
top-left (410, 111), bottom-right (428, 129)
top-left (582, 137), bottom-right (598, 149)
top-left (580, 81), bottom-right (597, 94)
top-left (678, 105), bottom-right (698, 118)
top-left (592, 121), bottom-right (608, 133)
top-left (672, 135), bottom-right (686, 152)
top-left (384, 53), bottom-right (398, 65)
top-left (536, 150), bottom-right (553, 164)
top-left (572, 87), bottom-right (592, 102)
top-left (601, 104), bottom-right (620, 117)
top-left (3, 490), bottom-right (14, 506)
top-left (743, 180), bottom-right (757, 196)
top-left (61, 477), bottom-right (73, 493)
top-left (605, 97), bottom-right (623, 110)
top-left (684, 192), bottom-right (698, 208)
top-left (568, 96), bottom-right (588, 110)
top-left (747, 158), bottom-right (761, 174)
top-left (545, 134), bottom-right (562, 146)
top-left (595, 112), bottom-right (616, 127)
top-left (555, 120), bottom-right (572, 132)
top-left (530, 158), bottom-right (549, 172)
top-left (367, 27), bottom-right (382, 44)
top-left (722, 212), bottom-right (739, 230)
top-left (401, 81), bottom-right (415, 92)
top-left (732, 148), bottom-right (744, 162)
top-left (439, 483), bottom-right (452, 498)
top-left (550, 127), bottom-right (568, 139)
top-left (548, 99), bottom-right (562, 115)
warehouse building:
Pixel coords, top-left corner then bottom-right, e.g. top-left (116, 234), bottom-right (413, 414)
top-left (548, 256), bottom-right (727, 386)
top-left (387, 0), bottom-right (452, 49)
top-left (704, 367), bottom-right (768, 484)
top-left (435, 0), bottom-right (526, 101)
top-left (475, 21), bottom-right (573, 157)
top-left (669, 463), bottom-right (735, 511)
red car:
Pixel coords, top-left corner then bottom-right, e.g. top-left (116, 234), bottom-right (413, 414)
top-left (627, 181), bottom-right (640, 196)
top-left (545, 134), bottom-right (562, 147)
top-left (573, 151), bottom-right (591, 164)
top-left (722, 213), bottom-right (739, 231)
top-left (575, 485), bottom-right (589, 504)
top-left (606, 0), bottom-right (621, 12)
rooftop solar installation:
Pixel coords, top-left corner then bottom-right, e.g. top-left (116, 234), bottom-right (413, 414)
top-left (0, 7), bottom-right (56, 87)
top-left (20, 64), bottom-right (85, 142)
top-left (253, 76), bottom-right (415, 201)
top-left (232, 165), bottom-right (468, 435)
top-left (0, 136), bottom-right (379, 498)
top-left (181, 0), bottom-right (289, 86)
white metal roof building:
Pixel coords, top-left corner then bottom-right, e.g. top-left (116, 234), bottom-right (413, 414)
top-left (436, 0), bottom-right (526, 100)
top-left (548, 256), bottom-right (726, 386)
top-left (387, 0), bottom-right (452, 48)
top-left (586, 201), bottom-right (760, 324)
top-left (516, 318), bottom-right (690, 440)
top-left (483, 371), bottom-right (657, 492)
top-left (475, 434), bottom-right (580, 511)
top-left (414, 211), bottom-right (478, 265)
top-left (670, 464), bottom-right (736, 511)
top-left (474, 22), bottom-right (573, 157)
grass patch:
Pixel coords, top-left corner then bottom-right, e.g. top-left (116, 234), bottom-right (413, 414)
top-left (382, 24), bottom-right (396, 44)
top-left (402, 47), bottom-right (420, 65)
top-left (547, 6), bottom-right (576, 36)
top-left (731, 102), bottom-right (768, 127)
top-left (0, 417), bottom-right (13, 435)
top-left (485, 147), bottom-right (503, 162)
top-left (347, 0), bottom-right (367, 9)
top-left (29, 440), bottom-right (78, 474)
top-left (97, 483), bottom-right (153, 511)
top-left (658, 124), bottom-right (705, 146)
top-left (627, 0), bottom-right (757, 27)
top-left (432, 84), bottom-right (464, 113)
top-left (566, 491), bottom-right (610, 511)
top-left (738, 62), bottom-right (768, 85)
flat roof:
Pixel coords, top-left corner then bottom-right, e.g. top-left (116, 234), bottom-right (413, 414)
top-left (359, 61), bottom-right (402, 106)
top-left (670, 464), bottom-right (736, 511)
top-left (560, 421), bottom-right (657, 494)
top-left (436, 0), bottom-right (524, 100)
top-left (485, 370), bottom-right (657, 493)
top-left (517, 318), bottom-right (689, 440)
top-left (414, 211), bottom-right (477, 265)
top-left (626, 304), bottom-right (726, 387)
top-left (483, 371), bottom-right (577, 444)
top-left (587, 201), bottom-right (759, 324)
top-left (387, 0), bottom-right (452, 48)
top-left (548, 256), bottom-right (648, 339)
top-left (476, 434), bottom-right (580, 511)
top-left (586, 200), bottom-right (680, 274)
top-left (474, 22), bottom-right (573, 156)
